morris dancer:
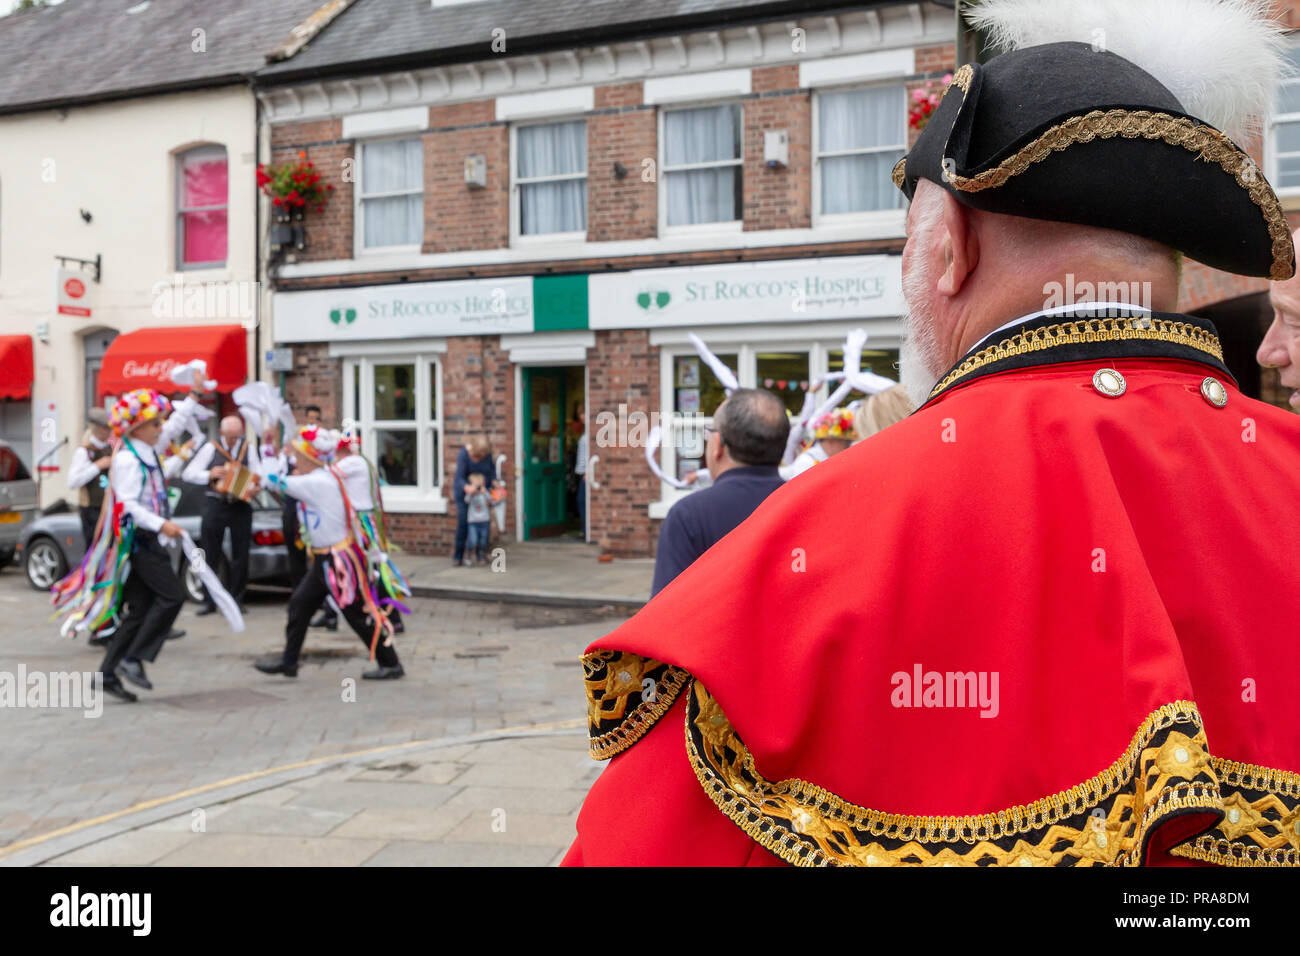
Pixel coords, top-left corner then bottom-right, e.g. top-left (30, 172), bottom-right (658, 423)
top-left (255, 427), bottom-right (404, 680)
top-left (335, 430), bottom-right (409, 634)
top-left (51, 386), bottom-right (216, 702)
top-left (778, 406), bottom-right (856, 480)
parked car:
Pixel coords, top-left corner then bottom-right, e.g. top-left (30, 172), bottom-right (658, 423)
top-left (0, 440), bottom-right (39, 569)
top-left (17, 482), bottom-right (291, 601)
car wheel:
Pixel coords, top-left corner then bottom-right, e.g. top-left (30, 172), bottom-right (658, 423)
top-left (179, 557), bottom-right (209, 605)
top-left (24, 536), bottom-right (67, 590)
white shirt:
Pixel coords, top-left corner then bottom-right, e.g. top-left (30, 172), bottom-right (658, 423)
top-left (68, 436), bottom-right (110, 491)
top-left (779, 442), bottom-right (829, 481)
top-left (111, 438), bottom-right (172, 534)
top-left (277, 467), bottom-right (352, 549)
top-left (334, 454), bottom-right (375, 511)
top-left (181, 436), bottom-right (254, 486)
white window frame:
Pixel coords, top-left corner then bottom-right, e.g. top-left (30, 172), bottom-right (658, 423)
top-left (658, 100), bottom-right (745, 238)
top-left (175, 144), bottom-right (228, 271)
top-left (509, 118), bottom-right (589, 246)
top-left (353, 135), bottom-right (425, 255)
top-left (1267, 39), bottom-right (1300, 197)
top-left (341, 353), bottom-right (447, 513)
top-left (651, 331), bottom-right (901, 515)
top-left (811, 83), bottom-right (908, 229)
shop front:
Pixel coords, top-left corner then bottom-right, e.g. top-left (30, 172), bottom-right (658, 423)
top-left (271, 253), bottom-right (904, 557)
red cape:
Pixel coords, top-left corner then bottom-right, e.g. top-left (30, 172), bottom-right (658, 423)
top-left (567, 315), bottom-right (1300, 867)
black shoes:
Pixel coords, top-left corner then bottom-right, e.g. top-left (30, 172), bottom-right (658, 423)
top-left (310, 611), bottom-right (338, 631)
top-left (87, 634), bottom-right (111, 647)
top-left (195, 605), bottom-right (218, 616)
top-left (254, 656), bottom-right (298, 678)
top-left (101, 678), bottom-right (137, 703)
top-left (362, 664), bottom-right (405, 680)
top-left (392, 621), bottom-right (405, 635)
top-left (117, 659), bottom-right (152, 691)
top-left (164, 628), bottom-right (186, 641)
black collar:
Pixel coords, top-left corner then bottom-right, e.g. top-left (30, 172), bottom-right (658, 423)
top-left (924, 309), bottom-right (1233, 406)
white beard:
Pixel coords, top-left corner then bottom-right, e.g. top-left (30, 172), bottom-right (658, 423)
top-left (900, 254), bottom-right (945, 408)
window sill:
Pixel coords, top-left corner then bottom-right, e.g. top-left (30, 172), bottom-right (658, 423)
top-left (375, 490), bottom-right (448, 515)
top-left (358, 244), bottom-right (422, 257)
top-left (660, 221), bottom-right (743, 240)
top-left (511, 231), bottom-right (589, 248)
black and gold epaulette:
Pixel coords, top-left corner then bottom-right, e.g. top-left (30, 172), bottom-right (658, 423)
top-left (582, 649), bottom-right (690, 760)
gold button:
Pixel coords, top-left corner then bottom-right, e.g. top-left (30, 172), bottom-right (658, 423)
top-left (1092, 368), bottom-right (1126, 397)
top-left (709, 714), bottom-right (726, 726)
top-left (1200, 377), bottom-right (1228, 408)
top-left (1095, 833), bottom-right (1108, 849)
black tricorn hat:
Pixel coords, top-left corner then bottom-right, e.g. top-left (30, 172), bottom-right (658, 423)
top-left (893, 42), bottom-right (1295, 280)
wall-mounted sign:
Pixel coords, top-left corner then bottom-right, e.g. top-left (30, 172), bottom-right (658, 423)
top-left (265, 348), bottom-right (294, 372)
top-left (273, 275), bottom-right (535, 343)
top-left (588, 255), bottom-right (903, 329)
top-left (55, 267), bottom-right (92, 317)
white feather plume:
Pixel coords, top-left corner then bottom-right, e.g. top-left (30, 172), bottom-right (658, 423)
top-left (966, 0), bottom-right (1289, 143)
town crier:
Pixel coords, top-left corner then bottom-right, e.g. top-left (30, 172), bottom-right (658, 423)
top-left (564, 0), bottom-right (1300, 867)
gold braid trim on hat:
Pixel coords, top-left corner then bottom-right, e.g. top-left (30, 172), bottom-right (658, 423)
top-left (927, 316), bottom-right (1224, 401)
top-left (944, 109), bottom-right (1292, 280)
top-left (684, 684), bottom-right (1300, 867)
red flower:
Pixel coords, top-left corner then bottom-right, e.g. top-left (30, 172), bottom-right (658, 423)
top-left (273, 197), bottom-right (282, 206)
top-left (326, 183), bottom-right (335, 191)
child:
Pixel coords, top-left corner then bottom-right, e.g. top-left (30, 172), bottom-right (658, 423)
top-left (465, 472), bottom-right (492, 565)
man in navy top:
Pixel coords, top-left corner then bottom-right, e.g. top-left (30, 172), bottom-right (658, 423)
top-left (651, 389), bottom-right (789, 597)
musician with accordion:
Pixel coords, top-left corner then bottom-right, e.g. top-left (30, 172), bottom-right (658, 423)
top-left (182, 415), bottom-right (261, 616)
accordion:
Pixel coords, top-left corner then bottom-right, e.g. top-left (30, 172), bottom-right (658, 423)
top-left (215, 462), bottom-right (259, 502)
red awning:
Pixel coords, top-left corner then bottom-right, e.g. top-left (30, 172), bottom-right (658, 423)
top-left (0, 335), bottom-right (34, 400)
top-left (98, 325), bottom-right (247, 399)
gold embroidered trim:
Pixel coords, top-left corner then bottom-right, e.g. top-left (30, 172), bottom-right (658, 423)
top-left (1172, 836), bottom-right (1300, 868)
top-left (927, 316), bottom-right (1224, 401)
top-left (950, 63), bottom-right (973, 93)
top-left (943, 109), bottom-right (1291, 280)
top-left (1213, 757), bottom-right (1300, 797)
top-left (1166, 755), bottom-right (1300, 866)
top-left (583, 650), bottom-right (690, 760)
top-left (684, 685), bottom-right (1300, 867)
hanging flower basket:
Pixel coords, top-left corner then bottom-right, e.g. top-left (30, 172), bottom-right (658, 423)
top-left (908, 73), bottom-right (954, 133)
top-left (257, 150), bottom-right (334, 219)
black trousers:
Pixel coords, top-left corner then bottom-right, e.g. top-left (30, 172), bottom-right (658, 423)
top-left (282, 496), bottom-right (308, 589)
top-left (453, 503), bottom-right (469, 561)
top-left (99, 546), bottom-right (183, 677)
top-left (200, 495), bottom-right (252, 607)
top-left (281, 556), bottom-right (400, 668)
top-left (79, 506), bottom-right (100, 553)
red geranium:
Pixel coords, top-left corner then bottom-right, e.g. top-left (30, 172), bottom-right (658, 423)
top-left (257, 155), bottom-right (330, 212)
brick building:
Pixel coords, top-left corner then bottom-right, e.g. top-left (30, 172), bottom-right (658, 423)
top-left (255, 0), bottom-right (1300, 559)
top-left (256, 0), bottom-right (953, 557)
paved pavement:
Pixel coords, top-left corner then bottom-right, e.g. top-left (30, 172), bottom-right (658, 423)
top-left (0, 564), bottom-right (631, 866)
top-left (400, 539), bottom-right (653, 607)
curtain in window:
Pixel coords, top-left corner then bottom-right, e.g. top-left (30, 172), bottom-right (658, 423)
top-left (362, 140), bottom-right (424, 247)
top-left (180, 150), bottom-right (228, 265)
top-left (665, 105), bottom-right (741, 226)
top-left (820, 87), bottom-right (905, 214)
top-left (518, 121), bottom-right (587, 235)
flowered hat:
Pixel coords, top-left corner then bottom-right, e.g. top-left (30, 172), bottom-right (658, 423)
top-left (336, 424), bottom-right (360, 453)
top-left (811, 407), bottom-right (857, 442)
top-left (293, 425), bottom-right (339, 466)
top-left (110, 389), bottom-right (172, 438)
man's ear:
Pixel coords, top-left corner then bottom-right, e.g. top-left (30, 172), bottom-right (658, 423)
top-left (936, 193), bottom-right (978, 298)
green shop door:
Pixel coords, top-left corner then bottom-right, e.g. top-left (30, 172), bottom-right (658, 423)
top-left (522, 367), bottom-right (567, 538)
